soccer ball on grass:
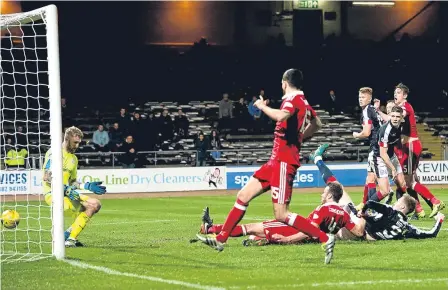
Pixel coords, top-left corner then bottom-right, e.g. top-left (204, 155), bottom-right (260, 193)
top-left (1, 209), bottom-right (20, 229)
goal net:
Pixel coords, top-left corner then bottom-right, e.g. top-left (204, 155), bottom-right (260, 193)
top-left (0, 5), bottom-right (64, 263)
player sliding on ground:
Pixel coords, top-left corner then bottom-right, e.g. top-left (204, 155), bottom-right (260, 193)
top-left (195, 69), bottom-right (336, 264)
top-left (42, 126), bottom-right (107, 247)
top-left (198, 144), bottom-right (444, 245)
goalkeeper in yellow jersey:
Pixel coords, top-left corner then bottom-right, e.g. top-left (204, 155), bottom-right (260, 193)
top-left (42, 126), bottom-right (106, 247)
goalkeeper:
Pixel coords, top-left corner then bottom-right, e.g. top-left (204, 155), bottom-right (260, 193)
top-left (42, 126), bottom-right (106, 247)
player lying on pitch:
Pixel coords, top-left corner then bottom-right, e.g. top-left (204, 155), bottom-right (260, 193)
top-left (42, 126), bottom-right (107, 247)
top-left (198, 144), bottom-right (444, 245)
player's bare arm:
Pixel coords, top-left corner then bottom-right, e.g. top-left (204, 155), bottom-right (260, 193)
top-left (254, 96), bottom-right (291, 122)
top-left (273, 231), bottom-right (311, 244)
top-left (349, 219), bottom-right (366, 237)
top-left (353, 123), bottom-right (372, 139)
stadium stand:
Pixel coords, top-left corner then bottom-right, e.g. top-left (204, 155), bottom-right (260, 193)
top-left (2, 33), bottom-right (447, 168)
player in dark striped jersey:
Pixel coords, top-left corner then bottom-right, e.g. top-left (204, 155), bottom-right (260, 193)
top-left (353, 87), bottom-right (383, 211)
top-left (359, 198), bottom-right (444, 241)
top-left (367, 106), bottom-right (408, 205)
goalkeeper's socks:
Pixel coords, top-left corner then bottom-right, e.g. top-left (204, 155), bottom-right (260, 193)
top-left (314, 158), bottom-right (337, 184)
top-left (69, 212), bottom-right (90, 240)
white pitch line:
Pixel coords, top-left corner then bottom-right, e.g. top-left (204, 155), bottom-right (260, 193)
top-left (64, 259), bottom-right (225, 290)
top-left (242, 277), bottom-right (448, 289)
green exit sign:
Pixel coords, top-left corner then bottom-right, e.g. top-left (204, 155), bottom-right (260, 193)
top-left (299, 1), bottom-right (319, 8)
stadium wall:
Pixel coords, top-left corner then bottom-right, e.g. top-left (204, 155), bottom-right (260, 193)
top-left (1, 161), bottom-right (447, 195)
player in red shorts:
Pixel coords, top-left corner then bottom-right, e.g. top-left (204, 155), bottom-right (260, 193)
top-left (199, 182), bottom-right (364, 246)
top-left (195, 69), bottom-right (336, 264)
top-left (375, 83), bottom-right (445, 218)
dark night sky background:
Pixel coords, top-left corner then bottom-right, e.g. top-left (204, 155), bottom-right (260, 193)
top-left (21, 2), bottom-right (143, 107)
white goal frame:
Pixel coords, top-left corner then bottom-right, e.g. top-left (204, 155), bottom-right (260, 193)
top-left (0, 5), bottom-right (64, 260)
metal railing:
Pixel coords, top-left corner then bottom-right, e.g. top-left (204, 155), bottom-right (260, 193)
top-left (23, 147), bottom-right (368, 169)
top-left (17, 144), bottom-right (447, 170)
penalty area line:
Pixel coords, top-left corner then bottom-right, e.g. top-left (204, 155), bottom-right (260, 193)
top-left (242, 277), bottom-right (448, 289)
top-left (63, 259), bottom-right (225, 290)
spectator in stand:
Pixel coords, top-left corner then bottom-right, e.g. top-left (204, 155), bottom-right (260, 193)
top-left (260, 99), bottom-right (274, 130)
top-left (120, 135), bottom-right (137, 168)
top-left (195, 133), bottom-right (209, 167)
top-left (234, 97), bottom-right (249, 122)
top-left (4, 138), bottom-right (28, 169)
top-left (210, 130), bottom-right (222, 160)
top-left (109, 122), bottom-right (123, 152)
top-left (248, 95), bottom-right (262, 120)
top-left (158, 108), bottom-right (174, 142)
top-left (117, 108), bottom-right (132, 135)
top-left (328, 89), bottom-right (338, 115)
top-left (248, 95), bottom-right (262, 132)
top-left (61, 97), bottom-right (71, 129)
top-left (218, 93), bottom-right (233, 131)
top-left (92, 124), bottom-right (110, 152)
top-left (174, 109), bottom-right (190, 139)
top-left (146, 112), bottom-right (158, 151)
top-left (130, 112), bottom-right (146, 150)
top-left (15, 125), bottom-right (27, 151)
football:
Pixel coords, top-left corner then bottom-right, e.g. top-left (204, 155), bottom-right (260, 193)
top-left (1, 209), bottom-right (20, 229)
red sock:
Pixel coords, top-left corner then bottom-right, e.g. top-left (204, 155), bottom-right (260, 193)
top-left (208, 225), bottom-right (222, 234)
top-left (216, 199), bottom-right (248, 243)
top-left (326, 176), bottom-right (337, 184)
top-left (377, 191), bottom-right (384, 200)
top-left (362, 185), bottom-right (368, 203)
top-left (415, 202), bottom-right (423, 213)
top-left (285, 213), bottom-right (328, 243)
top-left (413, 182), bottom-right (439, 204)
top-left (209, 224), bottom-right (246, 237)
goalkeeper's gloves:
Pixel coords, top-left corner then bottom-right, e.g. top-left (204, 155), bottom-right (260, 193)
top-left (84, 181), bottom-right (106, 195)
top-left (64, 185), bottom-right (80, 201)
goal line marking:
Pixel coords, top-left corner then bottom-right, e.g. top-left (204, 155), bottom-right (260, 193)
top-left (63, 259), bottom-right (225, 290)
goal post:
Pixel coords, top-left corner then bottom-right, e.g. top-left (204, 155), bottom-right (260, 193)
top-left (0, 4), bottom-right (64, 261)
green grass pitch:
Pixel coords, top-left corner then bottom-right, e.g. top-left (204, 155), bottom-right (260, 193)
top-left (2, 189), bottom-right (448, 290)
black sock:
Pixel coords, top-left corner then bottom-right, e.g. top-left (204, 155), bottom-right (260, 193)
top-left (369, 190), bottom-right (381, 202)
top-left (408, 188), bottom-right (433, 209)
top-left (396, 187), bottom-right (404, 200)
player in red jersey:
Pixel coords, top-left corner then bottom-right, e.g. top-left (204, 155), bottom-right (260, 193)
top-left (199, 182), bottom-right (364, 245)
top-left (197, 144), bottom-right (444, 245)
top-left (195, 69), bottom-right (336, 264)
top-left (197, 145), bottom-right (365, 246)
top-left (375, 83), bottom-right (445, 218)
